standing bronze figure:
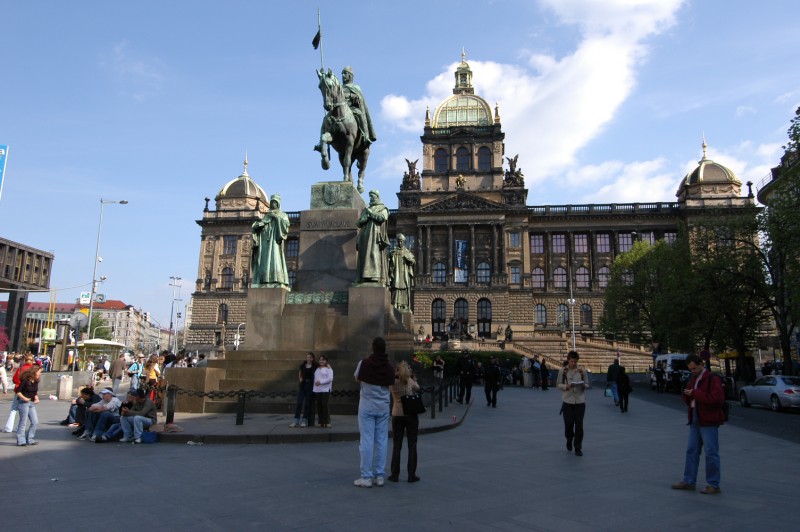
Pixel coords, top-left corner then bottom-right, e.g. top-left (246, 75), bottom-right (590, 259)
top-left (389, 233), bottom-right (415, 311)
top-left (251, 194), bottom-right (291, 289)
top-left (314, 67), bottom-right (373, 193)
top-left (354, 190), bottom-right (389, 285)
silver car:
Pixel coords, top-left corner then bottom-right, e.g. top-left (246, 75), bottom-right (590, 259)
top-left (739, 376), bottom-right (800, 412)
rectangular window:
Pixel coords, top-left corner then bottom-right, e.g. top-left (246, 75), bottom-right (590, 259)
top-left (596, 234), bottom-right (611, 253)
top-left (286, 239), bottom-right (299, 257)
top-left (664, 232), bottom-right (677, 244)
top-left (574, 234), bottom-right (588, 254)
top-left (619, 233), bottom-right (634, 252)
top-left (510, 266), bottom-right (521, 284)
top-left (509, 232), bottom-right (521, 248)
top-left (641, 231), bottom-right (656, 245)
top-left (530, 234), bottom-right (544, 254)
top-left (553, 234), bottom-right (566, 254)
top-left (223, 236), bottom-right (237, 255)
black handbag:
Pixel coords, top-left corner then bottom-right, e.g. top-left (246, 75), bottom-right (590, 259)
top-left (400, 393), bottom-right (426, 416)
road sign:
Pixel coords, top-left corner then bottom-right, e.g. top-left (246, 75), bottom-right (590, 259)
top-left (80, 292), bottom-right (91, 305)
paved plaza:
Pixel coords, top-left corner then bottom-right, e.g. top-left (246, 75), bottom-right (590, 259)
top-left (3, 382), bottom-right (798, 531)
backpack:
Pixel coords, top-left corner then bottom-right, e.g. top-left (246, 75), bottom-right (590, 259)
top-left (706, 373), bottom-right (729, 423)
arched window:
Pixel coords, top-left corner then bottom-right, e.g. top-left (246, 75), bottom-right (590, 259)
top-left (477, 146), bottom-right (491, 171)
top-left (431, 299), bottom-right (446, 337)
top-left (598, 266), bottom-right (610, 288)
top-left (554, 267), bottom-right (567, 289)
top-left (456, 147), bottom-right (470, 171)
top-left (220, 267), bottom-right (234, 290)
top-left (476, 261), bottom-right (491, 283)
top-left (477, 298), bottom-right (492, 338)
top-left (557, 304), bottom-right (569, 326)
top-left (534, 304), bottom-right (547, 325)
top-left (580, 304), bottom-right (593, 326)
top-left (576, 267), bottom-right (590, 288)
top-left (217, 303), bottom-right (228, 324)
top-left (454, 298), bottom-right (469, 335)
top-left (532, 267), bottom-right (545, 288)
top-left (434, 148), bottom-right (448, 173)
top-left (432, 261), bottom-right (446, 283)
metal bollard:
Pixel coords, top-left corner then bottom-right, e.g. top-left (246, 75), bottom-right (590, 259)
top-left (235, 391), bottom-right (246, 425)
top-left (166, 385), bottom-right (177, 425)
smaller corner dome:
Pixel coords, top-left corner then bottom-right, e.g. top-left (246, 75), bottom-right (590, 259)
top-left (216, 172), bottom-right (267, 203)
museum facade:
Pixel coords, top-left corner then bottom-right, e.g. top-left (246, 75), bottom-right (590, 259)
top-left (185, 56), bottom-right (755, 355)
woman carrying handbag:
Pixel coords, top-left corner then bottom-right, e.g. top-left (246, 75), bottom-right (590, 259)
top-left (388, 361), bottom-right (422, 483)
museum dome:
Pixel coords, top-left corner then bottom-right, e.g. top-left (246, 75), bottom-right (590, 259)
top-left (431, 50), bottom-right (494, 128)
top-left (680, 139), bottom-right (741, 188)
top-left (216, 154), bottom-right (268, 203)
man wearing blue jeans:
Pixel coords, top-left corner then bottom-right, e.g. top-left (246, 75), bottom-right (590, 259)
top-left (120, 388), bottom-right (157, 443)
top-left (606, 358), bottom-right (621, 405)
top-left (671, 354), bottom-right (725, 494)
top-left (353, 337), bottom-right (394, 488)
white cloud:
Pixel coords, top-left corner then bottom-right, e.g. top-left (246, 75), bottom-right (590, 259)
top-left (736, 105), bottom-right (756, 117)
top-left (575, 158), bottom-right (675, 203)
top-left (99, 40), bottom-right (166, 101)
top-left (379, 0), bottom-right (684, 186)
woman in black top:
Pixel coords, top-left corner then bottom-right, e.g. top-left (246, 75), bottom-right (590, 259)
top-left (290, 353), bottom-right (318, 428)
top-left (16, 365), bottom-right (42, 446)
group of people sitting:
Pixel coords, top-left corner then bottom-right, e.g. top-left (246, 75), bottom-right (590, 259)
top-left (61, 385), bottom-right (157, 444)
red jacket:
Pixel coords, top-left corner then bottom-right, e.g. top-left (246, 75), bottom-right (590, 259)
top-left (13, 363), bottom-right (34, 387)
top-left (682, 370), bottom-right (725, 426)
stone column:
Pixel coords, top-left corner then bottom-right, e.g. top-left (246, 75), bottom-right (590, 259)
top-left (447, 225), bottom-right (454, 283)
top-left (426, 225), bottom-right (432, 275)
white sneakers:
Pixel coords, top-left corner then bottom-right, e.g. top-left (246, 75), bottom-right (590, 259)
top-left (353, 477), bottom-right (384, 488)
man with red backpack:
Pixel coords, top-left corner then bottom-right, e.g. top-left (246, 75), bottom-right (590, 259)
top-left (671, 353), bottom-right (725, 495)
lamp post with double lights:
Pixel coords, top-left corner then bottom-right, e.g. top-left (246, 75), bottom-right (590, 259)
top-left (167, 276), bottom-right (181, 354)
top-left (86, 199), bottom-right (128, 343)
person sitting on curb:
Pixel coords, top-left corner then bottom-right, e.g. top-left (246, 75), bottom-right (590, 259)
top-left (61, 387), bottom-right (101, 432)
top-left (95, 389), bottom-right (137, 443)
top-left (79, 388), bottom-right (121, 442)
top-left (120, 388), bottom-right (157, 444)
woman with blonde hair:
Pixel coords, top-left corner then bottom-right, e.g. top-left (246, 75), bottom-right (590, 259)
top-left (388, 360), bottom-right (421, 483)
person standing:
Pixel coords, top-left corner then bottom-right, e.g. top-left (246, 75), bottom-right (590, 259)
top-left (314, 355), bottom-right (334, 428)
top-left (483, 356), bottom-right (501, 408)
top-left (15, 365), bottom-right (43, 446)
top-left (671, 354), bottom-right (725, 494)
top-left (606, 358), bottom-right (621, 406)
top-left (353, 337), bottom-right (394, 488)
top-left (456, 351), bottom-right (475, 404)
top-left (127, 354), bottom-right (144, 392)
top-left (354, 190), bottom-right (390, 285)
top-left (388, 361), bottom-right (421, 483)
top-left (558, 351), bottom-right (590, 456)
top-left (540, 357), bottom-right (550, 391)
top-left (251, 194), bottom-right (291, 288)
top-left (0, 352), bottom-right (10, 395)
top-left (432, 356), bottom-right (445, 381)
top-left (3, 354), bottom-right (35, 433)
top-left (616, 365), bottom-right (632, 413)
top-left (110, 355), bottom-right (127, 396)
top-left (290, 353), bottom-right (318, 428)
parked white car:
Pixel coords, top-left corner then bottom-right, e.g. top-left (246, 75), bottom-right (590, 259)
top-left (739, 376), bottom-right (800, 412)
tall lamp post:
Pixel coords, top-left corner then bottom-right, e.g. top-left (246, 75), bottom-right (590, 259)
top-left (87, 198), bottom-right (128, 343)
top-left (167, 276), bottom-right (181, 354)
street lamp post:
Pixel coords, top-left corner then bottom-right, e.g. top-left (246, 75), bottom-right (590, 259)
top-left (167, 276), bottom-right (181, 354)
top-left (87, 198), bottom-right (128, 343)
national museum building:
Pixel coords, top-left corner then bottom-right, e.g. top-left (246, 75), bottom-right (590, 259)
top-left (185, 56), bottom-right (754, 355)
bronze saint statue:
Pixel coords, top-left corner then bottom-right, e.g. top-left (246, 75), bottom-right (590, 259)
top-left (389, 233), bottom-right (415, 311)
top-left (251, 194), bottom-right (290, 288)
top-left (314, 66), bottom-right (374, 193)
top-left (354, 190), bottom-right (389, 285)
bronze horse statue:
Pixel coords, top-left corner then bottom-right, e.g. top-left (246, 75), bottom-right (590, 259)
top-left (314, 68), bottom-right (370, 193)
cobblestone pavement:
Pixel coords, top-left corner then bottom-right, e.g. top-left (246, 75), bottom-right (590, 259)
top-left (2, 383), bottom-right (798, 531)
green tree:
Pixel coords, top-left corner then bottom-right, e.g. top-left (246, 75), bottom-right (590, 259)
top-left (87, 313), bottom-right (113, 341)
top-left (600, 236), bottom-right (697, 351)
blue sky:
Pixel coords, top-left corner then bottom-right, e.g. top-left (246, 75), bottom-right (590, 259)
top-left (1, 0), bottom-right (798, 327)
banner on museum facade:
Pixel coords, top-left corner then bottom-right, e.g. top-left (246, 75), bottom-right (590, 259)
top-left (454, 239), bottom-right (467, 282)
top-left (0, 145), bottom-right (8, 203)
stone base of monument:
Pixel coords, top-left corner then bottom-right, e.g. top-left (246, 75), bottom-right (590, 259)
top-left (167, 182), bottom-right (416, 414)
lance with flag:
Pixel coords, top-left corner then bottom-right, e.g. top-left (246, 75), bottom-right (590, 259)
top-left (312, 9), bottom-right (324, 70)
top-left (0, 145), bottom-right (8, 203)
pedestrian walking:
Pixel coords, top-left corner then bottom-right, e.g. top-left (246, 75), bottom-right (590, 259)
top-left (557, 351), bottom-right (590, 456)
top-left (388, 360), bottom-right (421, 483)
